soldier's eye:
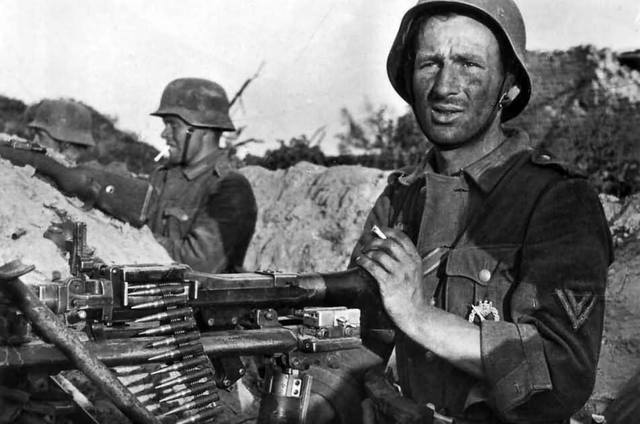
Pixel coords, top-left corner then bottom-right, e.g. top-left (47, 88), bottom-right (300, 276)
top-left (417, 61), bottom-right (438, 70)
top-left (462, 60), bottom-right (483, 70)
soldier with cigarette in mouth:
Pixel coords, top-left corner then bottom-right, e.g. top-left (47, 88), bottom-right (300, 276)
top-left (0, 78), bottom-right (257, 274)
top-left (345, 0), bottom-right (613, 423)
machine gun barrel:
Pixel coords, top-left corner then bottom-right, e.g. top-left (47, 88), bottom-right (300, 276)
top-left (188, 267), bottom-right (371, 309)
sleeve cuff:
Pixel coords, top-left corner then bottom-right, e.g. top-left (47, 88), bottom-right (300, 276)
top-left (481, 321), bottom-right (552, 414)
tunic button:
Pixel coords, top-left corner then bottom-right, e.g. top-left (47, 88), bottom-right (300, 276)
top-left (478, 269), bottom-right (492, 283)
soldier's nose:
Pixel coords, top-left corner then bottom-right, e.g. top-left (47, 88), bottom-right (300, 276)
top-left (432, 64), bottom-right (460, 98)
top-left (160, 125), bottom-right (172, 141)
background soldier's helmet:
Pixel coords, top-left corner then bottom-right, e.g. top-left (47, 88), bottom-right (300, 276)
top-left (387, 0), bottom-right (532, 122)
top-left (28, 99), bottom-right (96, 147)
top-left (151, 78), bottom-right (235, 131)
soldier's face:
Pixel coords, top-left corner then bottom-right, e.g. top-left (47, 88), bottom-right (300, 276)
top-left (161, 116), bottom-right (191, 165)
top-left (412, 14), bottom-right (505, 149)
top-left (33, 129), bottom-right (57, 150)
top-left (33, 129), bottom-right (85, 161)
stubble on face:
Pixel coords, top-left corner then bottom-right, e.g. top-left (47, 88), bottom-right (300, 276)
top-left (412, 14), bottom-right (505, 150)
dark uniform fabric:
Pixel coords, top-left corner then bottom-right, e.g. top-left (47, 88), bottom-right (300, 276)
top-left (351, 129), bottom-right (613, 423)
top-left (143, 151), bottom-right (257, 273)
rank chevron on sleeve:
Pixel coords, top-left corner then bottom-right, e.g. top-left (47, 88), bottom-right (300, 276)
top-left (555, 288), bottom-right (598, 331)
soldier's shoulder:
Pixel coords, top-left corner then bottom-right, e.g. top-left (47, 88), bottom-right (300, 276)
top-left (526, 150), bottom-right (587, 179)
top-left (214, 159), bottom-right (234, 178)
top-left (210, 167), bottom-right (254, 198)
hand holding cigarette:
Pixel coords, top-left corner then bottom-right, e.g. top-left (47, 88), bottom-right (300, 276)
top-left (371, 225), bottom-right (388, 240)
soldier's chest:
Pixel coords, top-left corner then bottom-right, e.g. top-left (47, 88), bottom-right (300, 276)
top-left (407, 175), bottom-right (521, 324)
top-left (151, 170), bottom-right (217, 232)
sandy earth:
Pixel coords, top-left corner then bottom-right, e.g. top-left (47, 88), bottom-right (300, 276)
top-left (0, 157), bottom-right (172, 286)
top-left (241, 162), bottom-right (389, 273)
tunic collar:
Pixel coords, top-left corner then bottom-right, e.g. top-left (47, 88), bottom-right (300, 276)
top-left (403, 128), bottom-right (531, 193)
top-left (181, 150), bottom-right (231, 181)
top-left (460, 129), bottom-right (532, 193)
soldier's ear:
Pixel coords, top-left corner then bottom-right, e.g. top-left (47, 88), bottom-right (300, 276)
top-left (500, 73), bottom-right (520, 108)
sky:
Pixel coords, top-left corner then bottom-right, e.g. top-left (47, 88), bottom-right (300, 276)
top-left (0, 0), bottom-right (639, 155)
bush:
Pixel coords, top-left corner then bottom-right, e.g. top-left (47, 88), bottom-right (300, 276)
top-left (244, 135), bottom-right (326, 170)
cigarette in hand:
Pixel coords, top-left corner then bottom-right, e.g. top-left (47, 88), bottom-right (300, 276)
top-left (154, 146), bottom-right (171, 162)
top-left (371, 225), bottom-right (387, 240)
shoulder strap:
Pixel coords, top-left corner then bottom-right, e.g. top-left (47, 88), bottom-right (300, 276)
top-left (530, 150), bottom-right (587, 178)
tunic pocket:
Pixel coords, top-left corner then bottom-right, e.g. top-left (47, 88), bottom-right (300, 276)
top-left (443, 245), bottom-right (519, 321)
top-left (162, 206), bottom-right (197, 237)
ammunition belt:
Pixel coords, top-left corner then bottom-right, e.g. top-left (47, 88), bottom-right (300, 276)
top-left (114, 280), bottom-right (220, 424)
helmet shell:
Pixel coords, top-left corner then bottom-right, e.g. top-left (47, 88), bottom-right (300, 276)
top-left (28, 99), bottom-right (96, 147)
top-left (387, 0), bottom-right (532, 121)
top-left (151, 78), bottom-right (235, 131)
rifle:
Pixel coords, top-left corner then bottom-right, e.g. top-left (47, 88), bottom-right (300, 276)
top-left (0, 136), bottom-right (153, 227)
top-left (0, 135), bottom-right (47, 153)
top-left (0, 221), bottom-right (380, 424)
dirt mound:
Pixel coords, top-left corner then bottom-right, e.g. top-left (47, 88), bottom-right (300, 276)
top-left (0, 157), bottom-right (172, 285)
top-left (587, 239), bottom-right (640, 416)
top-left (241, 162), bottom-right (390, 273)
top-left (581, 195), bottom-right (640, 418)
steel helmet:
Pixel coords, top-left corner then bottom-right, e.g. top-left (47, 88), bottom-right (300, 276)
top-left (151, 78), bottom-right (235, 131)
top-left (28, 99), bottom-right (96, 147)
top-left (387, 0), bottom-right (532, 121)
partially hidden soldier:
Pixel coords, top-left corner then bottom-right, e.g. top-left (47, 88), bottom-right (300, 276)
top-left (0, 78), bottom-right (258, 274)
top-left (349, 1), bottom-right (614, 423)
top-left (27, 98), bottom-right (96, 162)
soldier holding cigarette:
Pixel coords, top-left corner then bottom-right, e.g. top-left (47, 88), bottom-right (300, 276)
top-left (0, 78), bottom-right (257, 274)
top-left (346, 0), bottom-right (614, 423)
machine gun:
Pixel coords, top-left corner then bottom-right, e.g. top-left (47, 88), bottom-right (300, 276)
top-left (0, 222), bottom-right (380, 424)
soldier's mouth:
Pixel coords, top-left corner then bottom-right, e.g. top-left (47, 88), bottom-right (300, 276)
top-left (430, 105), bottom-right (463, 124)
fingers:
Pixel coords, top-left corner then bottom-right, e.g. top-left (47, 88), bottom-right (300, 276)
top-left (364, 226), bottom-right (418, 263)
top-left (355, 253), bottom-right (390, 286)
top-left (357, 225), bottom-right (422, 288)
top-left (358, 247), bottom-right (396, 275)
top-left (380, 227), bottom-right (416, 250)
